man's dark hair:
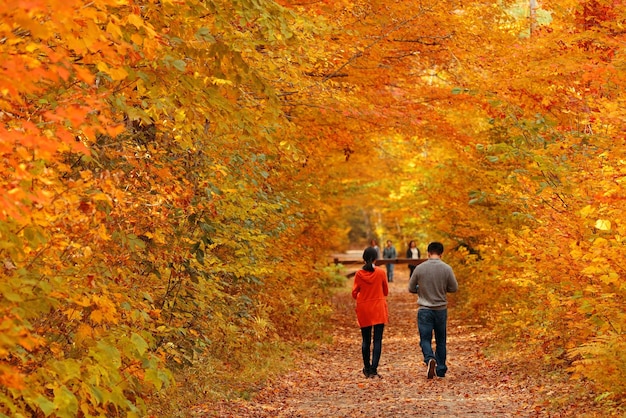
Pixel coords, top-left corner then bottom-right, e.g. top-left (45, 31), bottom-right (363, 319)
top-left (427, 242), bottom-right (444, 255)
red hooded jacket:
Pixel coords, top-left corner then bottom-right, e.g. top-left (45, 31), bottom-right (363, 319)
top-left (351, 266), bottom-right (389, 327)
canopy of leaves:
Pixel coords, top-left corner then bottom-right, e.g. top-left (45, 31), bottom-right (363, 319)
top-left (1, 0), bottom-right (626, 415)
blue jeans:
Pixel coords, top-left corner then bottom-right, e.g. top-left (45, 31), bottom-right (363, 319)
top-left (417, 309), bottom-right (448, 377)
top-left (385, 263), bottom-right (395, 282)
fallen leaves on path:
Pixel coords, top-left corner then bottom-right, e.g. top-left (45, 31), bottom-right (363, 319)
top-left (201, 270), bottom-right (604, 417)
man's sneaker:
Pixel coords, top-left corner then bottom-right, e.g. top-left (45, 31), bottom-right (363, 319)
top-left (362, 367), bottom-right (371, 378)
top-left (427, 359), bottom-right (436, 379)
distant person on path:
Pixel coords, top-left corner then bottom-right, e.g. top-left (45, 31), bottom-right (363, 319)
top-left (352, 247), bottom-right (389, 378)
top-left (370, 239), bottom-right (381, 259)
top-left (406, 240), bottom-right (421, 277)
top-left (408, 242), bottom-right (458, 379)
top-left (382, 240), bottom-right (397, 282)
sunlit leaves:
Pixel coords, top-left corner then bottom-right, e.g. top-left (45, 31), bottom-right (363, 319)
top-left (2, 0), bottom-right (626, 414)
top-left (0, 0), bottom-right (347, 415)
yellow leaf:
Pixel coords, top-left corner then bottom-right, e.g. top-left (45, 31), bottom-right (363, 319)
top-left (91, 193), bottom-right (111, 202)
top-left (64, 309), bottom-right (83, 321)
top-left (106, 21), bottom-right (123, 39)
top-left (90, 309), bottom-right (104, 324)
top-left (593, 237), bottom-right (608, 247)
top-left (96, 62), bottom-right (110, 74)
top-left (581, 265), bottom-right (599, 275)
top-left (25, 43), bottom-right (39, 53)
top-left (75, 324), bottom-right (94, 345)
top-left (66, 36), bottom-right (86, 54)
top-left (210, 77), bottom-right (233, 86)
top-left (109, 67), bottom-right (128, 81)
top-left (127, 14), bottom-right (144, 28)
top-left (600, 273), bottom-right (619, 284)
top-left (569, 245), bottom-right (583, 260)
top-left (595, 219), bottom-right (611, 231)
top-left (97, 224), bottom-right (111, 241)
top-left (580, 205), bottom-right (594, 218)
top-left (49, 342), bottom-right (63, 356)
top-left (131, 33), bottom-right (143, 45)
top-left (175, 109), bottom-right (186, 122)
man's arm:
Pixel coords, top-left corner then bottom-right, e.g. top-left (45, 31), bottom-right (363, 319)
top-left (447, 268), bottom-right (459, 293)
top-left (408, 270), bottom-right (419, 294)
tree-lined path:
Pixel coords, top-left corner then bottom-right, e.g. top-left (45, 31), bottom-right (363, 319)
top-left (3, 0), bottom-right (626, 415)
top-left (205, 268), bottom-right (596, 417)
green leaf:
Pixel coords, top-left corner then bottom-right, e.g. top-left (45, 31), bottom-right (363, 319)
top-left (50, 359), bottom-right (82, 383)
top-left (196, 248), bottom-right (205, 264)
top-left (83, 383), bottom-right (104, 404)
top-left (131, 333), bottom-right (149, 356)
top-left (34, 395), bottom-right (55, 416)
top-left (23, 226), bottom-right (47, 247)
top-left (126, 234), bottom-right (146, 251)
top-left (53, 386), bottom-right (78, 418)
top-left (90, 341), bottom-right (121, 368)
top-left (144, 368), bottom-right (171, 390)
top-left (0, 284), bottom-right (23, 302)
top-left (173, 60), bottom-right (187, 72)
top-left (195, 27), bottom-right (216, 42)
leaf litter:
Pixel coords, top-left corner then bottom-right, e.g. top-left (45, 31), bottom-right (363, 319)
top-left (202, 268), bottom-right (604, 417)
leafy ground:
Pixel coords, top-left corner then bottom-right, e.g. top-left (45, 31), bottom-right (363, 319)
top-left (198, 268), bottom-right (605, 417)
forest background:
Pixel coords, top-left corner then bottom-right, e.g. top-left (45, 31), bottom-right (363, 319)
top-left (1, 0), bottom-right (626, 416)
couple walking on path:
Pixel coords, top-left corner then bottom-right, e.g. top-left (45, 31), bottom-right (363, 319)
top-left (351, 242), bottom-right (459, 379)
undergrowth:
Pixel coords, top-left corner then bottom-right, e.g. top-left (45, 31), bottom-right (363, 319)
top-left (145, 264), bottom-right (347, 417)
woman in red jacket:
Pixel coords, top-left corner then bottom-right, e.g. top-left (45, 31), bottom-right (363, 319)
top-left (352, 246), bottom-right (389, 378)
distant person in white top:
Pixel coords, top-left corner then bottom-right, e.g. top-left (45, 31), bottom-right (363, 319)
top-left (408, 242), bottom-right (458, 379)
top-left (406, 240), bottom-right (421, 277)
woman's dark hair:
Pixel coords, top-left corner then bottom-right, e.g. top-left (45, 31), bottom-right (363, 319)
top-left (362, 247), bottom-right (378, 272)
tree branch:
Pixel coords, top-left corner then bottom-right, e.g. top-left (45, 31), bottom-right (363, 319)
top-left (392, 33), bottom-right (454, 45)
top-left (322, 9), bottom-right (429, 82)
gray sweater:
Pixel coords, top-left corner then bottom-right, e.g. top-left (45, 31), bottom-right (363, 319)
top-left (408, 258), bottom-right (458, 310)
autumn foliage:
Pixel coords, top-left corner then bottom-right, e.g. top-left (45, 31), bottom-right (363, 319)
top-left (1, 0), bottom-right (340, 416)
top-left (1, 0), bottom-right (626, 416)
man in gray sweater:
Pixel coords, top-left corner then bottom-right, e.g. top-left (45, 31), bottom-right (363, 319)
top-left (408, 241), bottom-right (458, 379)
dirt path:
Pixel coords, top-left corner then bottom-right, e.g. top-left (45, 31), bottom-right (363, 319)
top-left (205, 268), bottom-right (597, 417)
